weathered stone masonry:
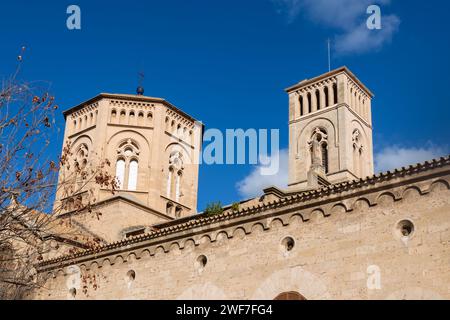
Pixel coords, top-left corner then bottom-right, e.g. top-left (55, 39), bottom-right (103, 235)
top-left (32, 157), bottom-right (450, 299)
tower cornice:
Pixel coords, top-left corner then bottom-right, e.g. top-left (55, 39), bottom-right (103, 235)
top-left (285, 66), bottom-right (374, 98)
top-left (62, 93), bottom-right (201, 125)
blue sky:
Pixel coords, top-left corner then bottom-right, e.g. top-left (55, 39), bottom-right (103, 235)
top-left (1, 0), bottom-right (449, 211)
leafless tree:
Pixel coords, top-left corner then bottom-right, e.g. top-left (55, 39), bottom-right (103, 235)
top-left (0, 48), bottom-right (118, 299)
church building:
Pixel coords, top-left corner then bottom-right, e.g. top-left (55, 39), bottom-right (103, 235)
top-left (31, 67), bottom-right (450, 300)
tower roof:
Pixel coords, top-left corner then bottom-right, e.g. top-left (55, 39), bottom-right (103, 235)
top-left (285, 66), bottom-right (374, 98)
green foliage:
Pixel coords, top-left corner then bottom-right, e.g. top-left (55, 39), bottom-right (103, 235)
top-left (204, 202), bottom-right (223, 216)
top-left (231, 202), bottom-right (240, 212)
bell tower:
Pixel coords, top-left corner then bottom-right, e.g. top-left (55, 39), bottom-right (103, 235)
top-left (286, 67), bottom-right (374, 189)
top-left (56, 93), bottom-right (203, 219)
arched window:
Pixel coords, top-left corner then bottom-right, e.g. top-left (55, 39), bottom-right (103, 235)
top-left (167, 167), bottom-right (173, 197)
top-left (166, 202), bottom-right (173, 215)
top-left (111, 109), bottom-right (117, 123)
top-left (274, 291), bottom-right (306, 300)
top-left (115, 139), bottom-right (140, 190)
top-left (175, 171), bottom-right (182, 202)
top-left (307, 92), bottom-right (312, 113)
top-left (321, 143), bottom-right (329, 173)
top-left (175, 206), bottom-right (182, 218)
top-left (115, 159), bottom-right (126, 189)
top-left (165, 117), bottom-right (170, 131)
top-left (315, 89), bottom-right (321, 110)
top-left (299, 95), bottom-right (304, 116)
top-left (333, 83), bottom-right (338, 104)
top-left (324, 87), bottom-right (329, 107)
top-left (119, 110), bottom-right (126, 124)
top-left (129, 111), bottom-right (135, 125)
top-left (137, 112), bottom-right (144, 126)
top-left (128, 160), bottom-right (138, 191)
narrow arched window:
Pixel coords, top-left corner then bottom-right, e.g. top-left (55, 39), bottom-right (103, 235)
top-left (137, 112), bottom-right (144, 126)
top-left (120, 110), bottom-right (126, 124)
top-left (166, 202), bottom-right (173, 215)
top-left (175, 206), bottom-right (182, 218)
top-left (111, 109), bottom-right (117, 123)
top-left (167, 167), bottom-right (173, 197)
top-left (175, 171), bottom-right (182, 202)
top-left (307, 93), bottom-right (312, 113)
top-left (146, 112), bottom-right (153, 127)
top-left (321, 144), bottom-right (329, 174)
top-left (333, 83), bottom-right (338, 104)
top-left (299, 95), bottom-right (304, 116)
top-left (316, 89), bottom-right (321, 110)
top-left (324, 87), bottom-right (329, 107)
top-left (116, 159), bottom-right (126, 189)
top-left (129, 111), bottom-right (135, 125)
top-left (165, 117), bottom-right (170, 131)
top-left (128, 160), bottom-right (138, 191)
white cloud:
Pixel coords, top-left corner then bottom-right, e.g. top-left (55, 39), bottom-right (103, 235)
top-left (375, 145), bottom-right (449, 173)
top-left (335, 15), bottom-right (400, 55)
top-left (236, 149), bottom-right (289, 198)
top-left (272, 0), bottom-right (400, 55)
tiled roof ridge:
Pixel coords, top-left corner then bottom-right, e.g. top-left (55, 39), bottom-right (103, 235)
top-left (37, 155), bottom-right (450, 267)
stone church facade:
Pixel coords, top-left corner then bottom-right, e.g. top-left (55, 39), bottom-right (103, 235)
top-left (31, 67), bottom-right (450, 300)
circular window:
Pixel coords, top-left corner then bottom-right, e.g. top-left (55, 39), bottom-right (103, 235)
top-left (281, 236), bottom-right (295, 253)
top-left (69, 288), bottom-right (77, 298)
top-left (126, 270), bottom-right (136, 282)
top-left (196, 255), bottom-right (207, 271)
top-left (396, 219), bottom-right (415, 238)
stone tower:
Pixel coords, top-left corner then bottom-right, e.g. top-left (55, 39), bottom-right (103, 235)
top-left (55, 93), bottom-right (203, 222)
top-left (286, 67), bottom-right (374, 189)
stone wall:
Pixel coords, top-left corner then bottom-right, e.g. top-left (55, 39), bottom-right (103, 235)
top-left (31, 166), bottom-right (450, 300)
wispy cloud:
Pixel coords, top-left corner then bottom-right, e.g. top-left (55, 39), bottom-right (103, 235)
top-left (236, 149), bottom-right (289, 198)
top-left (374, 144), bottom-right (449, 173)
top-left (272, 0), bottom-right (400, 55)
